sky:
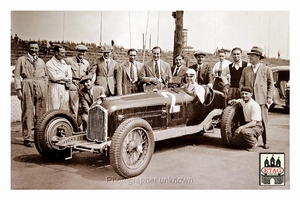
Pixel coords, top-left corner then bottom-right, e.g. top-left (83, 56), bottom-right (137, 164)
top-left (11, 10), bottom-right (289, 59)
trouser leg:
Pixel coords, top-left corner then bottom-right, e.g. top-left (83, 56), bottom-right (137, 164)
top-left (260, 104), bottom-right (269, 145)
top-left (34, 83), bottom-right (48, 126)
top-left (69, 90), bottom-right (79, 119)
top-left (21, 84), bottom-right (34, 141)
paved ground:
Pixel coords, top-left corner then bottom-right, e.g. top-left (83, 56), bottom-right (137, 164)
top-left (7, 106), bottom-right (295, 197)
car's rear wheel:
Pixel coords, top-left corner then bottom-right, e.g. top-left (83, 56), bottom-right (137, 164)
top-left (34, 109), bottom-right (78, 160)
top-left (110, 118), bottom-right (154, 178)
top-left (220, 103), bottom-right (244, 147)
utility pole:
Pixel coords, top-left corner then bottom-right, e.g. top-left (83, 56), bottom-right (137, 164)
top-left (172, 11), bottom-right (184, 66)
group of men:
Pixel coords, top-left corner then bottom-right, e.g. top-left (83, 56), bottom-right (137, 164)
top-left (14, 41), bottom-right (273, 152)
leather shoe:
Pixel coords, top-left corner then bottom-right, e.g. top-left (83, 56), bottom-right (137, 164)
top-left (263, 143), bottom-right (270, 149)
top-left (24, 140), bottom-right (33, 148)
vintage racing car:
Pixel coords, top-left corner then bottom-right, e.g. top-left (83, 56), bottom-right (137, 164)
top-left (34, 86), bottom-right (239, 178)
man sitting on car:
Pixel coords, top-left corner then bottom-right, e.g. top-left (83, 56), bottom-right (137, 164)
top-left (228, 86), bottom-right (264, 152)
top-left (182, 68), bottom-right (205, 103)
top-left (78, 75), bottom-right (106, 131)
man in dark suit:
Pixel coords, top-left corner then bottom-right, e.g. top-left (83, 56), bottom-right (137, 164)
top-left (239, 46), bottom-right (274, 149)
top-left (140, 46), bottom-right (172, 92)
top-left (189, 51), bottom-right (213, 88)
top-left (88, 45), bottom-right (118, 97)
top-left (117, 48), bottom-right (143, 95)
top-left (227, 47), bottom-right (248, 101)
top-left (170, 54), bottom-right (188, 86)
top-left (78, 75), bottom-right (106, 131)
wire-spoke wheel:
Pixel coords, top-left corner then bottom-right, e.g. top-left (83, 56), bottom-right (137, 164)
top-left (110, 118), bottom-right (154, 178)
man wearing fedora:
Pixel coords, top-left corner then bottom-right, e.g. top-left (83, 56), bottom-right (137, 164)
top-left (88, 44), bottom-right (119, 97)
top-left (78, 75), bottom-right (106, 131)
top-left (189, 51), bottom-right (213, 88)
top-left (239, 46), bottom-right (274, 149)
top-left (65, 44), bottom-right (90, 121)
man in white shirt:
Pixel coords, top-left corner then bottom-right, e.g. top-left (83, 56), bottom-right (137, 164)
top-left (46, 45), bottom-right (72, 111)
top-left (212, 50), bottom-right (231, 95)
top-left (229, 86), bottom-right (264, 151)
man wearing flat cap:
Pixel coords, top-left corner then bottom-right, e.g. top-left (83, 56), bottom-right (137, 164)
top-left (239, 46), bottom-right (274, 149)
top-left (65, 44), bottom-right (90, 121)
top-left (229, 86), bottom-right (264, 151)
top-left (189, 51), bottom-right (213, 87)
top-left (78, 75), bottom-right (106, 131)
top-left (88, 44), bottom-right (119, 97)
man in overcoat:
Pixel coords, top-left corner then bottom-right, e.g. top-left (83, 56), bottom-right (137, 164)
top-left (239, 46), bottom-right (274, 149)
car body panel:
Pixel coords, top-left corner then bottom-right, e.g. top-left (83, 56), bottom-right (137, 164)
top-left (271, 65), bottom-right (290, 109)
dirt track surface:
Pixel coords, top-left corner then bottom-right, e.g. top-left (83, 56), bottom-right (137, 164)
top-left (10, 107), bottom-right (290, 190)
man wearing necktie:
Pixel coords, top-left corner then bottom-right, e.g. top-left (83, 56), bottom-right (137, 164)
top-left (140, 46), bottom-right (172, 92)
top-left (117, 48), bottom-right (143, 95)
top-left (170, 54), bottom-right (188, 86)
top-left (239, 46), bottom-right (274, 149)
top-left (227, 47), bottom-right (248, 101)
top-left (65, 44), bottom-right (90, 122)
top-left (88, 45), bottom-right (119, 97)
top-left (189, 51), bottom-right (213, 88)
top-left (14, 41), bottom-right (48, 147)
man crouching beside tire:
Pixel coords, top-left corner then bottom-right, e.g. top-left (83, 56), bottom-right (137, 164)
top-left (228, 86), bottom-right (263, 152)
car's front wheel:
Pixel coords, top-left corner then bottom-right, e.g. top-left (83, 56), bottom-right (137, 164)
top-left (110, 118), bottom-right (154, 178)
top-left (34, 109), bottom-right (78, 160)
top-left (220, 103), bottom-right (245, 147)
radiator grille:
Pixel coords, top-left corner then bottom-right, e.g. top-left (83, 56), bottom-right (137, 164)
top-left (87, 105), bottom-right (107, 142)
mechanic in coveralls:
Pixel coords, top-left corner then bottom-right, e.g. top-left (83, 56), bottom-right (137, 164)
top-left (14, 41), bottom-right (48, 147)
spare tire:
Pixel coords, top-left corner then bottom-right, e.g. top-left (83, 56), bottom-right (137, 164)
top-left (220, 103), bottom-right (245, 147)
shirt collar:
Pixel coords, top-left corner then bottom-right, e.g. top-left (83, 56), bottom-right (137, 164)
top-left (53, 56), bottom-right (66, 65)
top-left (104, 58), bottom-right (110, 63)
top-left (232, 60), bottom-right (242, 68)
top-left (153, 59), bottom-right (160, 65)
top-left (27, 53), bottom-right (36, 61)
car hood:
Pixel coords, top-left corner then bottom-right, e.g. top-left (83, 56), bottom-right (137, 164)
top-left (98, 88), bottom-right (194, 113)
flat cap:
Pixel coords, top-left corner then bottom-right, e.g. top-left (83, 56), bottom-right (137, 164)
top-left (100, 45), bottom-right (113, 53)
top-left (75, 44), bottom-right (88, 51)
top-left (193, 51), bottom-right (207, 57)
top-left (79, 75), bottom-right (93, 83)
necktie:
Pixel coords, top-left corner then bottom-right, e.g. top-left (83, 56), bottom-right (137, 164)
top-left (130, 63), bottom-right (134, 82)
top-left (88, 89), bottom-right (93, 101)
top-left (174, 66), bottom-right (179, 76)
top-left (106, 61), bottom-right (109, 73)
top-left (155, 61), bottom-right (159, 78)
top-left (32, 56), bottom-right (37, 69)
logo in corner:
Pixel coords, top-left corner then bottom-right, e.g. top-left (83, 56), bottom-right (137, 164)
top-left (260, 153), bottom-right (285, 186)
